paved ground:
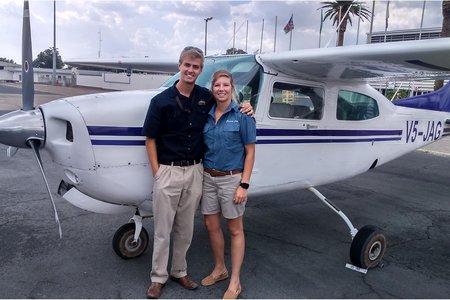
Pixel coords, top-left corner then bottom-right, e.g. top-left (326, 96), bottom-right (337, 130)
top-left (0, 144), bottom-right (449, 299)
top-left (1, 83), bottom-right (450, 298)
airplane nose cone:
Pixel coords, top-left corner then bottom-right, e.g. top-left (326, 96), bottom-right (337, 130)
top-left (0, 109), bottom-right (45, 148)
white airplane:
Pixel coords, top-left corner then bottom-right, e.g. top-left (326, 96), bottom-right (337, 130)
top-left (1, 1), bottom-right (450, 272)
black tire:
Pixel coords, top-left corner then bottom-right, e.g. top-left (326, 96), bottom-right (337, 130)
top-left (350, 225), bottom-right (386, 269)
top-left (112, 223), bottom-right (149, 259)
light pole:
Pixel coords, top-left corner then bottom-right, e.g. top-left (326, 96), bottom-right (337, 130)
top-left (52, 0), bottom-right (56, 86)
top-left (204, 17), bottom-right (213, 56)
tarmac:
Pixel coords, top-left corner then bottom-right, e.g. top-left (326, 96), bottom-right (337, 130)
top-left (0, 82), bottom-right (450, 298)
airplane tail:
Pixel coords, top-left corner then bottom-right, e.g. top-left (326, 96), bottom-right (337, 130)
top-left (393, 81), bottom-right (450, 138)
top-left (392, 81), bottom-right (450, 113)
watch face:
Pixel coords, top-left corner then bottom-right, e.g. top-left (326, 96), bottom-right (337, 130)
top-left (240, 182), bottom-right (249, 189)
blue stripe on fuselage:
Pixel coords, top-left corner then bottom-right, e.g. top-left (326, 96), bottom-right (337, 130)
top-left (87, 126), bottom-right (403, 146)
top-left (88, 126), bottom-right (144, 136)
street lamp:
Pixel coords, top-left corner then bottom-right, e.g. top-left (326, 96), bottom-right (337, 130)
top-left (204, 17), bottom-right (213, 56)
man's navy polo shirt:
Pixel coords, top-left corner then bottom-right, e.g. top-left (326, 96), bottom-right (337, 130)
top-left (203, 101), bottom-right (256, 171)
top-left (142, 81), bottom-right (213, 163)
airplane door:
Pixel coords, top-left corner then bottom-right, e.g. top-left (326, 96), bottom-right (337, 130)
top-left (253, 79), bottom-right (326, 187)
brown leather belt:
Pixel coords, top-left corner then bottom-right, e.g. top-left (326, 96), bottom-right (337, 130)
top-left (204, 168), bottom-right (242, 177)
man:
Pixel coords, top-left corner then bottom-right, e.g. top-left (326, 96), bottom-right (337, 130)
top-left (142, 46), bottom-right (252, 299)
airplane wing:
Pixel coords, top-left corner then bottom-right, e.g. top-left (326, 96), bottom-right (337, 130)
top-left (65, 57), bottom-right (179, 75)
top-left (258, 37), bottom-right (450, 82)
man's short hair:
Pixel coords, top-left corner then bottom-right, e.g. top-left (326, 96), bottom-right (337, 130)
top-left (179, 46), bottom-right (204, 66)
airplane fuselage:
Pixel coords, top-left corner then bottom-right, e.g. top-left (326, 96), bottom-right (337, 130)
top-left (37, 55), bottom-right (450, 215)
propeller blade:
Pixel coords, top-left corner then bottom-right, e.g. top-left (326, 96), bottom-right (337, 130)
top-left (28, 139), bottom-right (62, 239)
top-left (22, 0), bottom-right (34, 111)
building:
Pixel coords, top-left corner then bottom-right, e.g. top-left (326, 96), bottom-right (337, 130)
top-left (367, 27), bottom-right (446, 96)
top-left (368, 27), bottom-right (442, 44)
top-left (0, 61), bottom-right (20, 82)
top-left (0, 63), bottom-right (171, 91)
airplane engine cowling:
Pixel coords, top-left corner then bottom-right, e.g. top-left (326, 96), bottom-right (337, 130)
top-left (41, 90), bottom-right (162, 207)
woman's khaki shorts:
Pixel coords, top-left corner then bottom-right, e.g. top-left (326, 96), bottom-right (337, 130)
top-left (201, 172), bottom-right (245, 219)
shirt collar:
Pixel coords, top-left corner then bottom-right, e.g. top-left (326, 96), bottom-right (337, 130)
top-left (208, 100), bottom-right (240, 117)
top-left (172, 80), bottom-right (198, 99)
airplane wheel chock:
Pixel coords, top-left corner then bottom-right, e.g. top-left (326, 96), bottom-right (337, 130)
top-left (112, 223), bottom-right (149, 259)
top-left (350, 225), bottom-right (386, 269)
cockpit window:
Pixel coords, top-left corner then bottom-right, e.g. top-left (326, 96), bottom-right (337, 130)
top-left (162, 55), bottom-right (263, 110)
top-left (269, 82), bottom-right (324, 120)
top-left (337, 90), bottom-right (379, 121)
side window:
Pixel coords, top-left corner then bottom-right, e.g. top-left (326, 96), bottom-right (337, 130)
top-left (269, 82), bottom-right (324, 120)
top-left (337, 90), bottom-right (379, 121)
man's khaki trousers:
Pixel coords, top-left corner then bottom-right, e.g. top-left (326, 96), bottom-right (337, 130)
top-left (150, 163), bottom-right (203, 283)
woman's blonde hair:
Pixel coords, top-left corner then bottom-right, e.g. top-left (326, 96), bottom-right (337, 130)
top-left (211, 70), bottom-right (238, 103)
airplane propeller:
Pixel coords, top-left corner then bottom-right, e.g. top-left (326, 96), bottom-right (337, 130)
top-left (0, 1), bottom-right (62, 238)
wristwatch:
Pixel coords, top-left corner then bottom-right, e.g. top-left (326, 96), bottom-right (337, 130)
top-left (239, 182), bottom-right (249, 189)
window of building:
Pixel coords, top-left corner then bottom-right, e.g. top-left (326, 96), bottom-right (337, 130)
top-left (269, 82), bottom-right (324, 120)
top-left (336, 90), bottom-right (379, 121)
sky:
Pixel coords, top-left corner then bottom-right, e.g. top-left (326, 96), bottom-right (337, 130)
top-left (0, 0), bottom-right (445, 65)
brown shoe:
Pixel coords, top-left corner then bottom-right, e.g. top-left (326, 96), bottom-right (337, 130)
top-left (223, 285), bottom-right (242, 299)
top-left (170, 275), bottom-right (199, 290)
top-left (146, 282), bottom-right (165, 299)
top-left (201, 270), bottom-right (229, 286)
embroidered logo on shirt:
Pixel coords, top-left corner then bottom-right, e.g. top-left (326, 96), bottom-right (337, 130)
top-left (226, 120), bottom-right (239, 123)
top-left (198, 100), bottom-right (206, 106)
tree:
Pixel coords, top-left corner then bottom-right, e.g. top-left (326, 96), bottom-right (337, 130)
top-left (0, 57), bottom-right (16, 64)
top-left (385, 89), bottom-right (409, 101)
top-left (442, 0), bottom-right (450, 38)
top-left (225, 48), bottom-right (247, 55)
top-left (434, 0), bottom-right (450, 91)
top-left (320, 1), bottom-right (371, 46)
top-left (33, 48), bottom-right (64, 69)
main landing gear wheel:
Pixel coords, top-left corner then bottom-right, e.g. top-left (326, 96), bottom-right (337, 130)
top-left (350, 225), bottom-right (386, 269)
top-left (112, 223), bottom-right (149, 259)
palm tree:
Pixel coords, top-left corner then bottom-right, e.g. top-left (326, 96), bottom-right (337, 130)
top-left (442, 0), bottom-right (450, 38)
top-left (320, 1), bottom-right (371, 46)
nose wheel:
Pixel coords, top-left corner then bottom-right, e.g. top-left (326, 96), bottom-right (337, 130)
top-left (112, 222), bottom-right (149, 259)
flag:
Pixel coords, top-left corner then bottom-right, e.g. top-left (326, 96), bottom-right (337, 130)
top-left (283, 14), bottom-right (294, 34)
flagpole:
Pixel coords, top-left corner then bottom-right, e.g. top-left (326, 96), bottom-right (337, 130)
top-left (368, 0), bottom-right (375, 43)
top-left (419, 0), bottom-right (426, 40)
top-left (260, 18), bottom-right (264, 54)
top-left (245, 20), bottom-right (248, 53)
top-left (289, 28), bottom-right (293, 50)
top-left (384, 0), bottom-right (390, 43)
top-left (274, 16), bottom-right (277, 52)
top-left (233, 21), bottom-right (236, 54)
top-left (52, 0), bottom-right (56, 86)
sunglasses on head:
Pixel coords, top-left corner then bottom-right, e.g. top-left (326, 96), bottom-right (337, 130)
top-left (183, 46), bottom-right (204, 56)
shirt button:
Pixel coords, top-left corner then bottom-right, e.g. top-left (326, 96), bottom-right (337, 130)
top-left (189, 122), bottom-right (192, 126)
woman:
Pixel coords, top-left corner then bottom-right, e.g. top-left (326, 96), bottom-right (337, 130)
top-left (201, 70), bottom-right (256, 299)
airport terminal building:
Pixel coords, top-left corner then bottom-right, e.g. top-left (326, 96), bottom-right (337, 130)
top-left (368, 27), bottom-right (447, 95)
